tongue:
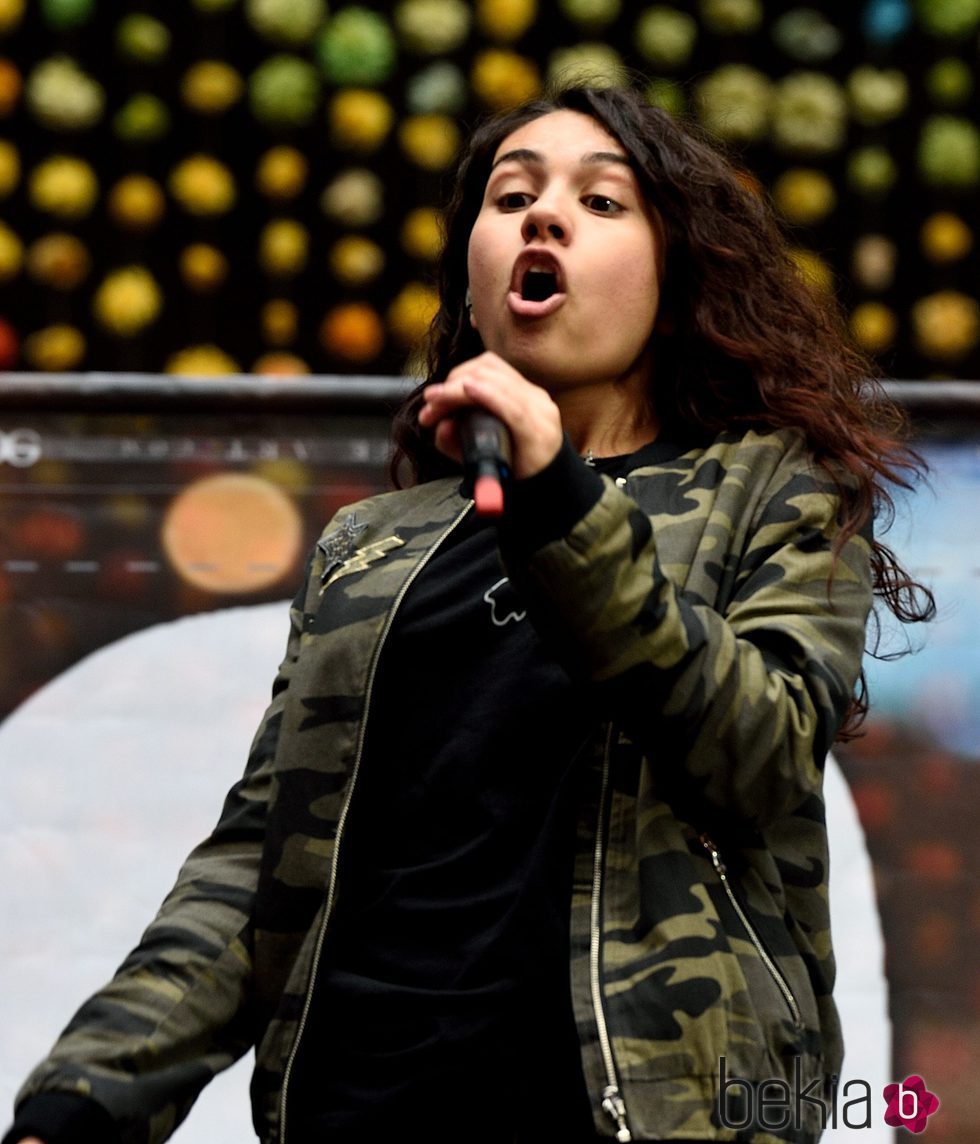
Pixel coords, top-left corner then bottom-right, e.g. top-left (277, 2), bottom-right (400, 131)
top-left (522, 272), bottom-right (557, 302)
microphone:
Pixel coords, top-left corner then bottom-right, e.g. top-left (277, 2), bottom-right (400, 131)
top-left (459, 408), bottom-right (512, 517)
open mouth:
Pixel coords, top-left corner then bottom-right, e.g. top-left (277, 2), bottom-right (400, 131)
top-left (521, 267), bottom-right (559, 302)
top-left (508, 250), bottom-right (566, 317)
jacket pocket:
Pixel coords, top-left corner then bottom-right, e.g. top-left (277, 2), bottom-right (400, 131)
top-left (698, 832), bottom-right (804, 1035)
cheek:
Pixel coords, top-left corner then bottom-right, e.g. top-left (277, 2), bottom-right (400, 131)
top-left (466, 221), bottom-right (503, 330)
top-left (466, 217), bottom-right (498, 288)
top-left (622, 234), bottom-right (661, 293)
top-left (596, 237), bottom-right (661, 328)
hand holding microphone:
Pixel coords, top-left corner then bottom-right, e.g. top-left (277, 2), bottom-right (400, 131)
top-left (458, 408), bottom-right (512, 517)
top-left (418, 352), bottom-right (564, 516)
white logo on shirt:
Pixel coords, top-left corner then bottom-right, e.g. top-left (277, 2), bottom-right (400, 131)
top-left (483, 578), bottom-right (527, 627)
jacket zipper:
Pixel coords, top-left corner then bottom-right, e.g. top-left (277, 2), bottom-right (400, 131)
top-left (278, 501), bottom-right (474, 1144)
top-left (698, 833), bottom-right (804, 1031)
top-left (590, 724), bottom-right (633, 1143)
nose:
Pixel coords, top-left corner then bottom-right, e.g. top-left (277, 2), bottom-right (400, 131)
top-left (521, 197), bottom-right (570, 244)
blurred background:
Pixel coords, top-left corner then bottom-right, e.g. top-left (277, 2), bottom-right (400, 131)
top-left (1, 2), bottom-right (979, 1142)
top-left (0, 0), bottom-right (977, 375)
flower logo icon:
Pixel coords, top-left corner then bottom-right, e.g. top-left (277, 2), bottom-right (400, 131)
top-left (883, 1075), bottom-right (940, 1133)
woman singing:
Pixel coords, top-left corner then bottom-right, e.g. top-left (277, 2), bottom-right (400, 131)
top-left (6, 84), bottom-right (931, 1144)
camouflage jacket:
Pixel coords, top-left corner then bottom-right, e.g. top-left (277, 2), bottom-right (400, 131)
top-left (15, 427), bottom-right (873, 1144)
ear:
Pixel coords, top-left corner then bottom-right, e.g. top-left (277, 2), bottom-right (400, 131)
top-left (465, 286), bottom-right (477, 330)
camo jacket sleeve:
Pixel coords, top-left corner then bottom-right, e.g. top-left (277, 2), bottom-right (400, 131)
top-left (500, 428), bottom-right (874, 829)
top-left (11, 551), bottom-right (321, 1143)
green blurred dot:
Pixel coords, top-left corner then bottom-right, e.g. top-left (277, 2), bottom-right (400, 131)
top-left (116, 14), bottom-right (172, 64)
top-left (317, 7), bottom-right (398, 85)
top-left (846, 146), bottom-right (898, 195)
top-left (645, 77), bottom-right (686, 116)
top-left (925, 57), bottom-right (974, 106)
top-left (40, 0), bottom-right (95, 30)
top-left (113, 94), bottom-right (172, 142)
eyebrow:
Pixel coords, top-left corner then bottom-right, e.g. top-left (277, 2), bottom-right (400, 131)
top-left (490, 148), bottom-right (632, 172)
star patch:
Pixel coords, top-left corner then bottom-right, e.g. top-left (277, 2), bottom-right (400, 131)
top-left (317, 514), bottom-right (405, 592)
top-left (317, 514), bottom-right (369, 581)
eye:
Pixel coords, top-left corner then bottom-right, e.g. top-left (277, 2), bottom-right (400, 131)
top-left (584, 194), bottom-right (623, 214)
top-left (497, 191), bottom-right (534, 211)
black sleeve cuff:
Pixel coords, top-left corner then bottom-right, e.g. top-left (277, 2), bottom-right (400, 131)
top-left (3, 1092), bottom-right (120, 1144)
top-left (503, 435), bottom-right (607, 555)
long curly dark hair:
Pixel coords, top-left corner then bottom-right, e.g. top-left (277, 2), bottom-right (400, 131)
top-left (390, 84), bottom-right (934, 736)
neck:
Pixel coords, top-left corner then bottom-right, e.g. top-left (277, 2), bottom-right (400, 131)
top-left (555, 379), bottom-right (659, 459)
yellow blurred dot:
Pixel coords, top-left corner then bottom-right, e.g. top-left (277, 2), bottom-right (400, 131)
top-left (253, 351), bottom-right (310, 375)
top-left (471, 49), bottom-right (541, 109)
top-left (22, 324), bottom-right (85, 371)
top-left (772, 168), bottom-right (837, 225)
top-left (400, 207), bottom-right (444, 261)
top-left (329, 235), bottom-right (385, 286)
top-left (920, 212), bottom-right (973, 263)
top-left (0, 138), bottom-right (19, 196)
top-left (259, 219), bottom-right (309, 277)
top-left (162, 472), bottom-right (303, 594)
top-left (26, 232), bottom-right (90, 289)
top-left (387, 281), bottom-right (440, 348)
top-left (29, 155), bottom-right (98, 219)
top-left (108, 173), bottom-right (166, 231)
top-left (0, 0), bottom-right (26, 35)
top-left (169, 154), bottom-right (236, 216)
top-left (850, 302), bottom-right (897, 354)
top-left (255, 145), bottom-right (308, 199)
top-left (476, 0), bottom-right (537, 39)
top-left (328, 89), bottom-right (394, 152)
top-left (0, 218), bottom-right (23, 281)
top-left (92, 266), bottom-right (163, 336)
top-left (398, 115), bottom-right (460, 170)
top-left (166, 344), bottom-right (240, 375)
top-left (911, 291), bottom-right (980, 361)
top-left (179, 243), bottom-right (229, 292)
top-left (180, 60), bottom-right (243, 115)
top-left (261, 298), bottom-right (299, 346)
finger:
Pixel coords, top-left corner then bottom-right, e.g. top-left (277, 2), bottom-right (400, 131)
top-left (420, 378), bottom-right (470, 411)
top-left (459, 377), bottom-right (562, 479)
top-left (458, 374), bottom-right (540, 431)
top-left (433, 417), bottom-right (463, 465)
top-left (418, 378), bottom-right (486, 432)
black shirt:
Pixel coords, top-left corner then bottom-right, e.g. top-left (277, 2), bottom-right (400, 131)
top-left (286, 504), bottom-right (597, 1142)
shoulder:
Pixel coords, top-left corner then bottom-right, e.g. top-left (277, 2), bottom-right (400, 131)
top-left (698, 426), bottom-right (817, 483)
top-left (626, 426), bottom-right (829, 514)
top-left (628, 426), bottom-right (815, 481)
top-left (313, 476), bottom-right (463, 545)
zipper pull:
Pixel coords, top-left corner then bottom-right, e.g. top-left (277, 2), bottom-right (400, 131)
top-left (602, 1084), bottom-right (632, 1142)
top-left (699, 832), bottom-right (727, 876)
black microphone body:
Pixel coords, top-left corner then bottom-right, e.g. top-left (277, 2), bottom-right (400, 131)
top-left (458, 409), bottom-right (513, 517)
